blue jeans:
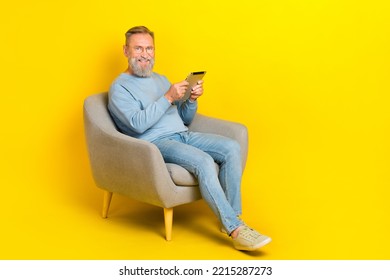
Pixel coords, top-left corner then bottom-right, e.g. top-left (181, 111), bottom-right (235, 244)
top-left (152, 131), bottom-right (244, 234)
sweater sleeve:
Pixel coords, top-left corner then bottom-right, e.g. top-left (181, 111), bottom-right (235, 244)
top-left (108, 83), bottom-right (171, 134)
top-left (176, 99), bottom-right (198, 125)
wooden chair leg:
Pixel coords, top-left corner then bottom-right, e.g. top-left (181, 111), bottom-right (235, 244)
top-left (102, 191), bottom-right (113, 218)
top-left (163, 208), bottom-right (173, 241)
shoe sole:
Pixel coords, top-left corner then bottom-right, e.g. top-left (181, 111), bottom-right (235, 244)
top-left (234, 237), bottom-right (272, 251)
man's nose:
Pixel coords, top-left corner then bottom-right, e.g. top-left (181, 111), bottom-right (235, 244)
top-left (140, 50), bottom-right (150, 57)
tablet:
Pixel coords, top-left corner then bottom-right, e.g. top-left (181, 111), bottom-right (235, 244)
top-left (181, 71), bottom-right (206, 101)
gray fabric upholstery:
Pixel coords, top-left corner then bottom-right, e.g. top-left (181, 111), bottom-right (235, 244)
top-left (83, 92), bottom-right (248, 209)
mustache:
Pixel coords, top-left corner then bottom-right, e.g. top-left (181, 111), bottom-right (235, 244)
top-left (137, 57), bottom-right (152, 62)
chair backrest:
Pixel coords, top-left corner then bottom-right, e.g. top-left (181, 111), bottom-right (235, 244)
top-left (83, 92), bottom-right (118, 135)
top-left (83, 92), bottom-right (127, 191)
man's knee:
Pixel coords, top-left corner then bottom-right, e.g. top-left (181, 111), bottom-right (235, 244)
top-left (194, 153), bottom-right (217, 175)
top-left (225, 138), bottom-right (241, 157)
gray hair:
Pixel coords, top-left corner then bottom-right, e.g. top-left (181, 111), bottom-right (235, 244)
top-left (125, 26), bottom-right (154, 45)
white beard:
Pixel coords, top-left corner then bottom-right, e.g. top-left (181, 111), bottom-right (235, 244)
top-left (130, 57), bottom-right (155, 77)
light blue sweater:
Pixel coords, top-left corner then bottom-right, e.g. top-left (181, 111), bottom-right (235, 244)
top-left (108, 72), bottom-right (198, 142)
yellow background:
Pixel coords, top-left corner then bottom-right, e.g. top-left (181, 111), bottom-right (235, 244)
top-left (1, 0), bottom-right (389, 260)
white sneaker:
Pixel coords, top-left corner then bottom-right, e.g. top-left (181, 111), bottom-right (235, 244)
top-left (232, 226), bottom-right (271, 251)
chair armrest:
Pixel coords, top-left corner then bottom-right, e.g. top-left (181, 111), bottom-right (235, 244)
top-left (84, 107), bottom-right (177, 208)
top-left (189, 113), bottom-right (248, 170)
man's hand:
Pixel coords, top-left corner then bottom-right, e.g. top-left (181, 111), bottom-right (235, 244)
top-left (189, 80), bottom-right (204, 102)
top-left (164, 81), bottom-right (189, 103)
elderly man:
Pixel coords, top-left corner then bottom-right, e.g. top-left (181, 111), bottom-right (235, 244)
top-left (107, 26), bottom-right (271, 251)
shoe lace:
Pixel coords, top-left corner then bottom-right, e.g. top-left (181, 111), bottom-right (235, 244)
top-left (240, 226), bottom-right (261, 240)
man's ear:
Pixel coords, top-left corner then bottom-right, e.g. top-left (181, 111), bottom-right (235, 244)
top-left (123, 45), bottom-right (130, 57)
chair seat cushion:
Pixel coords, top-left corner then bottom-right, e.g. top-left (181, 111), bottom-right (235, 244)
top-left (165, 163), bottom-right (219, 186)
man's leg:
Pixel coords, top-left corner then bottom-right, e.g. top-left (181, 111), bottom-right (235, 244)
top-left (153, 133), bottom-right (242, 234)
top-left (184, 131), bottom-right (243, 216)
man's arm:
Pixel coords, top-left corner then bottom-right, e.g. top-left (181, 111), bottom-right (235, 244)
top-left (176, 99), bottom-right (198, 125)
top-left (176, 80), bottom-right (204, 125)
top-left (108, 84), bottom-right (171, 134)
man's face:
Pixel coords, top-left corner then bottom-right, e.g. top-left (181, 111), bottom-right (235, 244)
top-left (124, 33), bottom-right (155, 77)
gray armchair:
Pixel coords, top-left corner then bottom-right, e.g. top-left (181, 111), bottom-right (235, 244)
top-left (83, 93), bottom-right (248, 240)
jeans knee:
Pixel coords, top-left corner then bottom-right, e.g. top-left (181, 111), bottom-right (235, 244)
top-left (194, 154), bottom-right (217, 176)
top-left (225, 139), bottom-right (241, 158)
